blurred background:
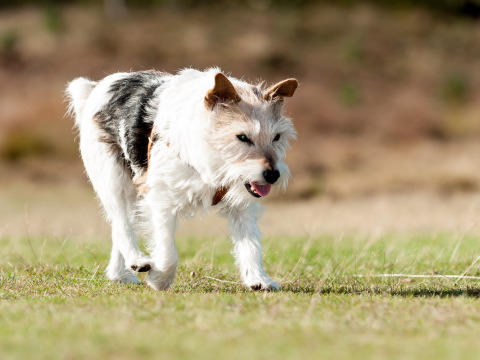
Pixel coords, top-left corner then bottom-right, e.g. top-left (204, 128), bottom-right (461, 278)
top-left (2, 0), bottom-right (480, 239)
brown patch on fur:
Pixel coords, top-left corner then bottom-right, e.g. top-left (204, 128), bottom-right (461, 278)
top-left (135, 177), bottom-right (149, 195)
top-left (212, 187), bottom-right (229, 206)
top-left (147, 126), bottom-right (158, 161)
top-left (134, 126), bottom-right (158, 195)
top-left (259, 153), bottom-right (276, 171)
top-left (263, 79), bottom-right (298, 100)
top-left (259, 152), bottom-right (277, 170)
top-left (205, 73), bottom-right (241, 109)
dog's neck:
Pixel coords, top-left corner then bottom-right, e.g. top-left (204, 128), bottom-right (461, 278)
top-left (147, 127), bottom-right (228, 206)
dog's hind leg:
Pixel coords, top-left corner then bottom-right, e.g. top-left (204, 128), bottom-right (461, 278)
top-left (79, 124), bottom-right (150, 284)
top-left (228, 204), bottom-right (280, 291)
top-left (142, 188), bottom-right (178, 290)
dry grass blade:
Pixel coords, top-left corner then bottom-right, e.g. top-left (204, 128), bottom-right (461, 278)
top-left (204, 276), bottom-right (240, 284)
top-left (353, 273), bottom-right (480, 280)
top-left (454, 254), bottom-right (480, 284)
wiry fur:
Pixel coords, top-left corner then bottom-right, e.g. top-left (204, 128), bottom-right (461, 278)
top-left (66, 68), bottom-right (298, 291)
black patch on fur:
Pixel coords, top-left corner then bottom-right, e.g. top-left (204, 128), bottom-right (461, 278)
top-left (95, 71), bottom-right (168, 177)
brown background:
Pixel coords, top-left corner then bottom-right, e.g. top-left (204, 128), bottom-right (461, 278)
top-left (2, 1), bottom-right (480, 238)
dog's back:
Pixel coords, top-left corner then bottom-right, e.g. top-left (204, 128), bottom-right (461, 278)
top-left (67, 71), bottom-right (170, 178)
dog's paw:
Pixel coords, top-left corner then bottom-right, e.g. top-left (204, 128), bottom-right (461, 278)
top-left (250, 280), bottom-right (280, 291)
top-left (244, 273), bottom-right (280, 291)
top-left (145, 264), bottom-right (177, 291)
top-left (106, 270), bottom-right (141, 284)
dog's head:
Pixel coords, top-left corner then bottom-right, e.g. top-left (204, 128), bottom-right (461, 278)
top-left (205, 72), bottom-right (298, 203)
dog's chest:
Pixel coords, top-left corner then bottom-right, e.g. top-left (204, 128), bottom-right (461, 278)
top-left (145, 155), bottom-right (219, 215)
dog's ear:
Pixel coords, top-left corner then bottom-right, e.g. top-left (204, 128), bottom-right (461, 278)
top-left (205, 73), bottom-right (241, 109)
top-left (263, 79), bottom-right (298, 101)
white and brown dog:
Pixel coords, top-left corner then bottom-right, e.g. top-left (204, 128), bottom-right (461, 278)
top-left (66, 68), bottom-right (298, 291)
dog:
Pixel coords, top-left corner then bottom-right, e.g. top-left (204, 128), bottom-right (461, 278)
top-left (66, 68), bottom-right (298, 291)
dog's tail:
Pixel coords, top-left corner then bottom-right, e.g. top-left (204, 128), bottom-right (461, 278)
top-left (65, 77), bottom-right (97, 126)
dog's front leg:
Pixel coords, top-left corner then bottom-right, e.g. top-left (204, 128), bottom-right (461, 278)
top-left (144, 193), bottom-right (178, 291)
top-left (228, 205), bottom-right (279, 291)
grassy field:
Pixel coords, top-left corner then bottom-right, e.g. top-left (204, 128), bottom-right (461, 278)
top-left (2, 230), bottom-right (480, 360)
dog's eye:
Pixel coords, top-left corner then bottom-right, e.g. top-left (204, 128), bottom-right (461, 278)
top-left (273, 134), bottom-right (281, 142)
top-left (237, 134), bottom-right (253, 145)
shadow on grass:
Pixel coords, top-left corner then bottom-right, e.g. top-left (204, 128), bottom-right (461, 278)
top-left (279, 283), bottom-right (480, 298)
top-left (170, 283), bottom-right (480, 298)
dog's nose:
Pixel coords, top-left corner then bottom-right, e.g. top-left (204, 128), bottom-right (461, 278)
top-left (263, 169), bottom-right (280, 184)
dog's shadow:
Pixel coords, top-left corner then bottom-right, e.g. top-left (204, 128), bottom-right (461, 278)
top-left (171, 283), bottom-right (480, 298)
top-left (281, 284), bottom-right (480, 298)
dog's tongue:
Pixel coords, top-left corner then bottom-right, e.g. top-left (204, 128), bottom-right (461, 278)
top-left (251, 182), bottom-right (271, 197)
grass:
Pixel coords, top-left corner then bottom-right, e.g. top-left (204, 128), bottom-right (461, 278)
top-left (2, 233), bottom-right (480, 359)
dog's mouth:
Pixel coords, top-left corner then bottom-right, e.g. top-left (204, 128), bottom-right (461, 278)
top-left (245, 182), bottom-right (271, 198)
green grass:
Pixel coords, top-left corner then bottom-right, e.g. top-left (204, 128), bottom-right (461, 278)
top-left (2, 233), bottom-right (480, 359)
